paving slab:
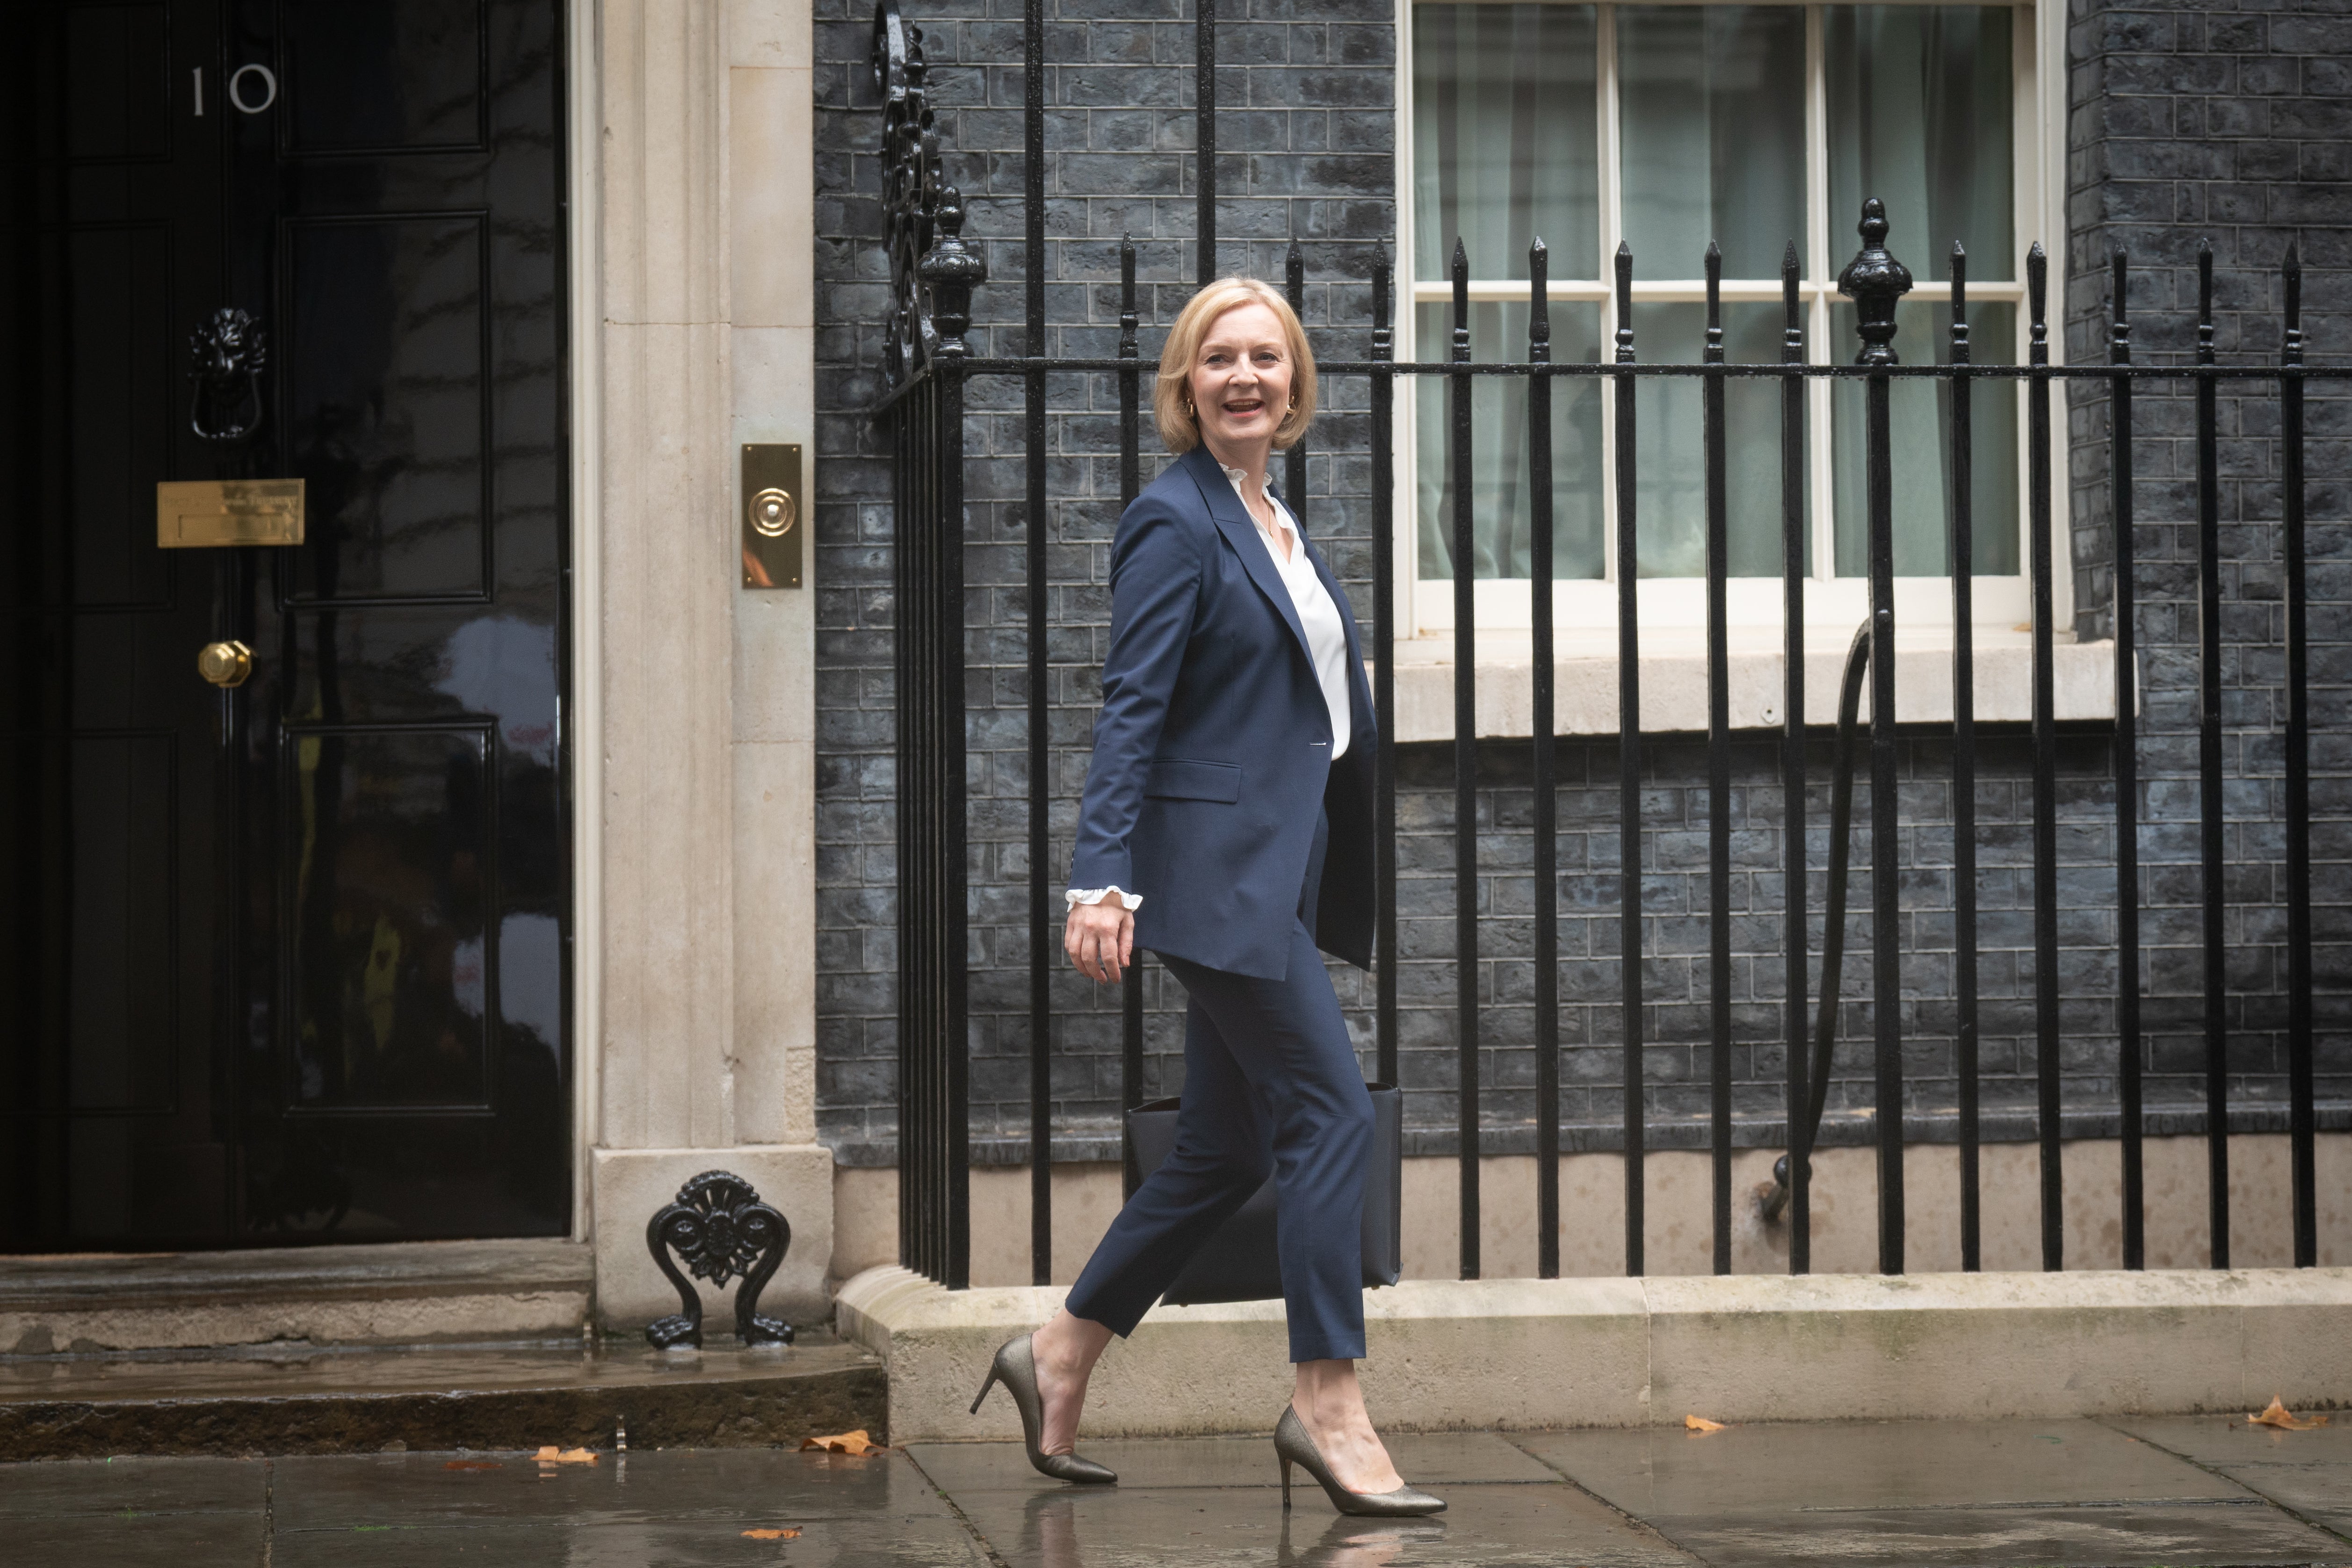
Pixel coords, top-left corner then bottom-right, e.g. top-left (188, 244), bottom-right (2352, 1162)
top-left (0, 1452), bottom-right (266, 1516)
top-left (0, 1447), bottom-right (984, 1568)
top-left (270, 1445), bottom-right (939, 1527)
top-left (1513, 1417), bottom-right (2352, 1568)
top-left (905, 1432), bottom-right (1560, 1492)
top-left (928, 1481), bottom-right (1699, 1568)
top-left (2110, 1413), bottom-right (2352, 1537)
top-left (267, 1515), bottom-right (986, 1568)
top-left (8, 1508), bottom-right (266, 1565)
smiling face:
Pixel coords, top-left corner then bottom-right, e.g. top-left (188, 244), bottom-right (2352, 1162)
top-left (1187, 300), bottom-right (1295, 468)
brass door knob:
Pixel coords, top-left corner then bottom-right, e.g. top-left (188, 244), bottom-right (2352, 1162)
top-left (197, 640), bottom-right (254, 688)
top-left (748, 486), bottom-right (795, 537)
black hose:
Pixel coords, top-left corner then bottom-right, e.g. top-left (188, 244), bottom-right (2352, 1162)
top-left (1759, 622), bottom-right (1871, 1224)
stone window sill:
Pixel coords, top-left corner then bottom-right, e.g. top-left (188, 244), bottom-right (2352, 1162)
top-left (1384, 626), bottom-right (2119, 743)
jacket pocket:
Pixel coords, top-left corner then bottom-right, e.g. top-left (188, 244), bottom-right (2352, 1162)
top-left (1143, 757), bottom-right (1241, 803)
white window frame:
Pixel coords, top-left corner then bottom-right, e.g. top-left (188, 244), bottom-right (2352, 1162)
top-left (1392, 0), bottom-right (2069, 649)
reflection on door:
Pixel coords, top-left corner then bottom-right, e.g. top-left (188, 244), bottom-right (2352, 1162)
top-left (2, 0), bottom-right (571, 1250)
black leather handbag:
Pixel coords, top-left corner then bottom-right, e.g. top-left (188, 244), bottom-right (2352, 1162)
top-left (1124, 1082), bottom-right (1403, 1306)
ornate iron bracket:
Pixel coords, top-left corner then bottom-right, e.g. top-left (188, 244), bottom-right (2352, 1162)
top-left (644, 1170), bottom-right (795, 1349)
top-left (188, 307), bottom-right (268, 443)
top-left (872, 0), bottom-right (986, 389)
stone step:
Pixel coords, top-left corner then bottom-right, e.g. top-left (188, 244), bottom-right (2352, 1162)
top-left (839, 1263), bottom-right (2352, 1442)
top-left (1, 1239), bottom-right (595, 1355)
top-left (0, 1338), bottom-right (886, 1461)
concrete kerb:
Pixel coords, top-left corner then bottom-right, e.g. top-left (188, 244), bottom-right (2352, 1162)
top-left (834, 1264), bottom-right (2352, 1442)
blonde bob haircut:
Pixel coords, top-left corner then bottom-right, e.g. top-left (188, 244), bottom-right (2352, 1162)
top-left (1153, 277), bottom-right (1317, 454)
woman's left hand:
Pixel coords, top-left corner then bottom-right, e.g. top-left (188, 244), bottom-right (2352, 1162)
top-left (1064, 901), bottom-right (1135, 985)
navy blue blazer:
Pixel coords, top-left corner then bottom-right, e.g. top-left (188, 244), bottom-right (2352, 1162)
top-left (1070, 444), bottom-right (1377, 981)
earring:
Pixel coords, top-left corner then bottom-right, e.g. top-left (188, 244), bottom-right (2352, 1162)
top-left (1185, 398), bottom-right (1196, 419)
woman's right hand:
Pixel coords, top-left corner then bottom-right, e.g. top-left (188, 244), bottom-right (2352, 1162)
top-left (1064, 901), bottom-right (1134, 984)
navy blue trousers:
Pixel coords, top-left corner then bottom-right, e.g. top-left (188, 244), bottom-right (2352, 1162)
top-left (1064, 813), bottom-right (1374, 1363)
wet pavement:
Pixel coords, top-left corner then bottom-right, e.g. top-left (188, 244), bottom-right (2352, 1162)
top-left (0, 1338), bottom-right (886, 1461)
top-left (0, 1416), bottom-right (2345, 1567)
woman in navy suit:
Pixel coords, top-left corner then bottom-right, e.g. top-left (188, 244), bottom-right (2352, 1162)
top-left (967, 279), bottom-right (1442, 1517)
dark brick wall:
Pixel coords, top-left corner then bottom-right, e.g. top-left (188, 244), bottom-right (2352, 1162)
top-left (812, 0), bottom-right (2351, 1167)
top-left (2055, 0), bottom-right (2352, 1163)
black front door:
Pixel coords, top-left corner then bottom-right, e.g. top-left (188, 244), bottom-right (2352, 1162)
top-left (2, 0), bottom-right (571, 1250)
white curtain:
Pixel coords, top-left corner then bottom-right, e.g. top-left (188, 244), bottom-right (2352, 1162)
top-left (1632, 303), bottom-right (1806, 578)
top-left (1412, 4), bottom-right (1599, 282)
top-left (1414, 4), bottom-right (1602, 579)
top-left (1415, 303), bottom-right (1607, 581)
top-left (1619, 6), bottom-right (1808, 278)
top-left (1825, 6), bottom-right (2016, 575)
top-left (1832, 299), bottom-right (2020, 576)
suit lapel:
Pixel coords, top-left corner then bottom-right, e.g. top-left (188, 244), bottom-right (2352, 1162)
top-left (1180, 446), bottom-right (1316, 672)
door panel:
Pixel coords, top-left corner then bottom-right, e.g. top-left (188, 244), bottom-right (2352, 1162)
top-left (284, 213), bottom-right (490, 601)
top-left (230, 0), bottom-right (570, 1243)
top-left (284, 723), bottom-right (493, 1111)
top-left (281, 0), bottom-right (486, 157)
top-left (2, 0), bottom-right (569, 1251)
top-left (2, 0), bottom-right (230, 1251)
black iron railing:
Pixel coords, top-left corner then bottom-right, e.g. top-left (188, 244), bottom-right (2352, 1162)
top-left (868, 0), bottom-right (2339, 1290)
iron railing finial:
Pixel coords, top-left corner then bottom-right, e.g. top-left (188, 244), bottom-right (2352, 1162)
top-left (1836, 197), bottom-right (1912, 366)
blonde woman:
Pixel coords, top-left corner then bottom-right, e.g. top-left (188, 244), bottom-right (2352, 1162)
top-left (969, 278), bottom-right (1441, 1518)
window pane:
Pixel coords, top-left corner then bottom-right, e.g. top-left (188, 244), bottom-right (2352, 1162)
top-left (1415, 302), bottom-right (1604, 580)
top-left (1631, 303), bottom-right (1805, 577)
top-left (1412, 4), bottom-right (1599, 281)
top-left (1618, 7), bottom-right (1807, 278)
top-left (1831, 299), bottom-right (2020, 577)
top-left (1825, 7), bottom-right (2013, 281)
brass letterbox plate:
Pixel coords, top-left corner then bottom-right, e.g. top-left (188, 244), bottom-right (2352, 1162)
top-left (155, 479), bottom-right (306, 548)
top-left (740, 443), bottom-right (803, 589)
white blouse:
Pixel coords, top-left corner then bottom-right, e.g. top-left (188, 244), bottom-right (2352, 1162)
top-left (1222, 463), bottom-right (1352, 762)
top-left (1069, 464), bottom-right (1352, 913)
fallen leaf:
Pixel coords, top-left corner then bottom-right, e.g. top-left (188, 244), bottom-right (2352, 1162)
top-left (2249, 1396), bottom-right (2330, 1431)
top-left (800, 1429), bottom-right (886, 1456)
top-left (742, 1528), bottom-right (803, 1540)
top-left (442, 1460), bottom-right (503, 1472)
top-left (1685, 1415), bottom-right (1725, 1433)
top-left (534, 1446), bottom-right (600, 1464)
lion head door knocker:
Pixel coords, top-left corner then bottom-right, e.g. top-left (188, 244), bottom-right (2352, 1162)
top-left (188, 307), bottom-right (268, 444)
top-left (644, 1170), bottom-right (795, 1349)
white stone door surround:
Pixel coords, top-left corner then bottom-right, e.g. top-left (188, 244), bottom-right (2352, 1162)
top-left (572, 0), bottom-right (831, 1328)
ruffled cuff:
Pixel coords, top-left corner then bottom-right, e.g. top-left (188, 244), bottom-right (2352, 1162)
top-left (1064, 886), bottom-right (1144, 911)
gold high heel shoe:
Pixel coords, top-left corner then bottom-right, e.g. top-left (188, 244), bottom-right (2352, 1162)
top-left (970, 1333), bottom-right (1118, 1485)
top-left (1274, 1405), bottom-right (1445, 1517)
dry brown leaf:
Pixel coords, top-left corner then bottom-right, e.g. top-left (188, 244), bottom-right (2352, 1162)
top-left (442, 1460), bottom-right (502, 1472)
top-left (741, 1529), bottom-right (803, 1540)
top-left (800, 1429), bottom-right (886, 1456)
top-left (1685, 1415), bottom-right (1726, 1433)
top-left (2249, 1396), bottom-right (2330, 1431)
top-left (534, 1446), bottom-right (600, 1464)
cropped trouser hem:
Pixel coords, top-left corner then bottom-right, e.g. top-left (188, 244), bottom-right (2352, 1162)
top-left (1063, 877), bottom-right (1373, 1362)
